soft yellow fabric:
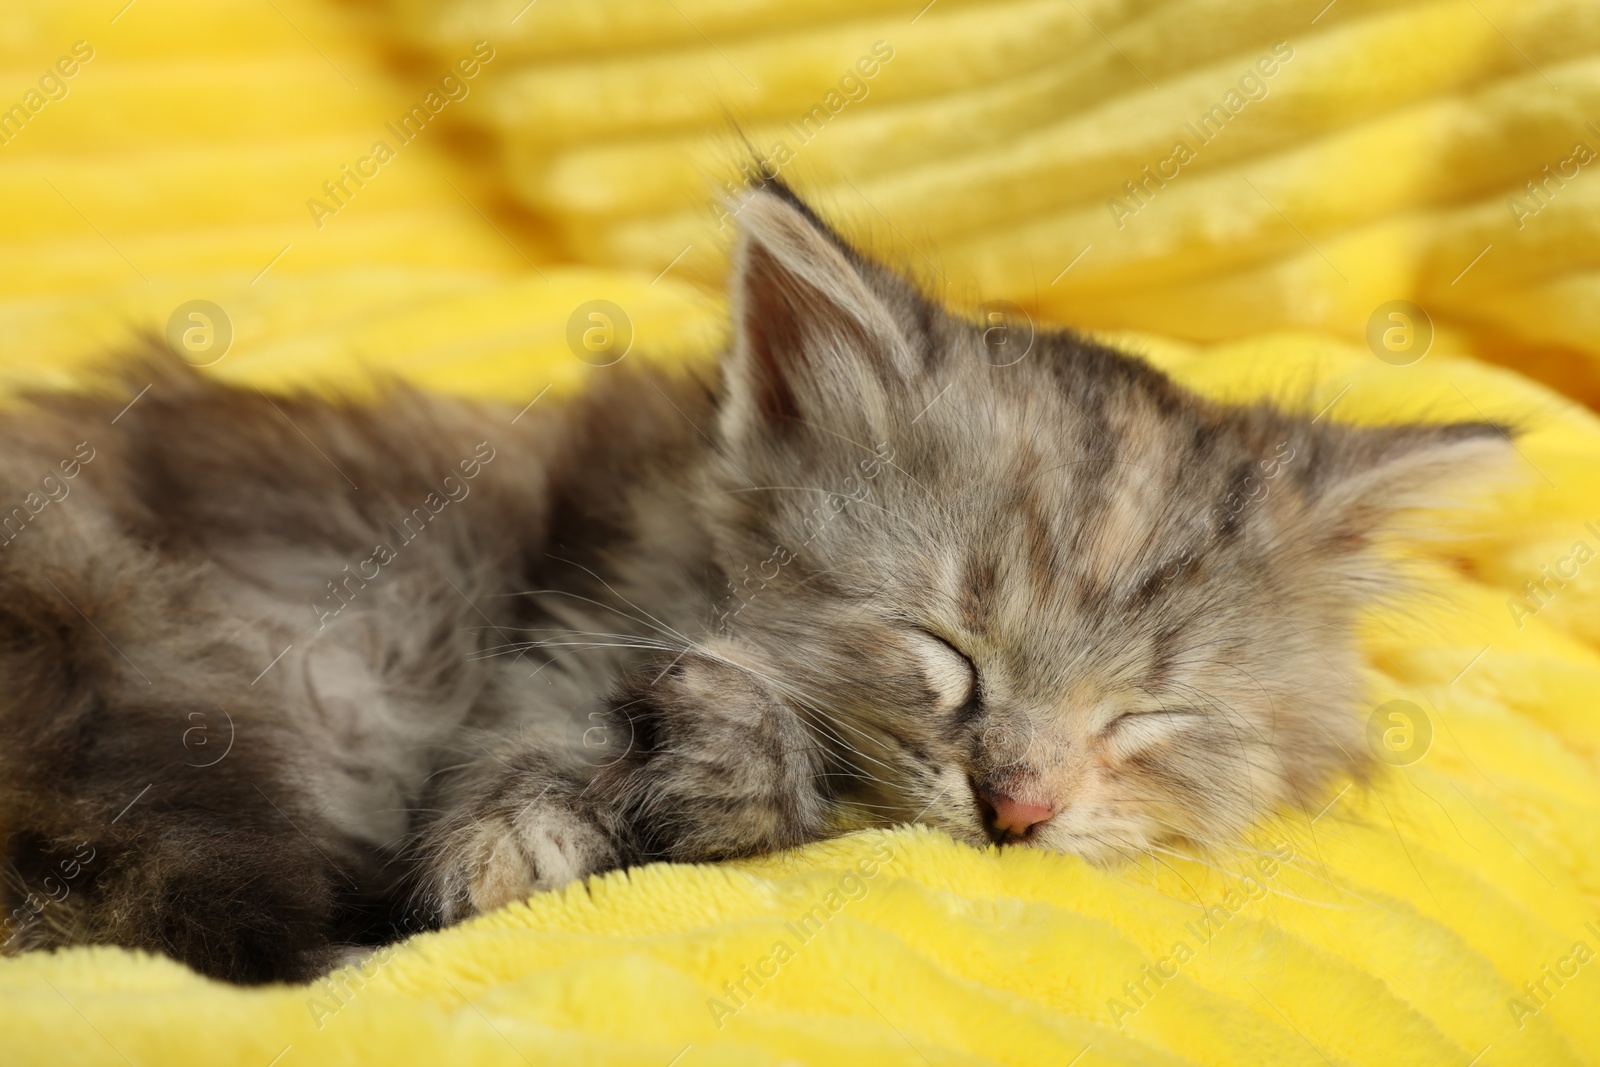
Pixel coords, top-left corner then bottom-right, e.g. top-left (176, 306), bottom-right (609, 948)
top-left (390, 0), bottom-right (1600, 403)
top-left (3, 1), bottom-right (1599, 1065)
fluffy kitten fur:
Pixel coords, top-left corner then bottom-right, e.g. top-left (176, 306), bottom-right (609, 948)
top-left (0, 186), bottom-right (1502, 984)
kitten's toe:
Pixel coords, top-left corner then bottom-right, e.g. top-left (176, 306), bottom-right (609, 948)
top-left (445, 805), bottom-right (613, 920)
top-left (466, 812), bottom-right (581, 913)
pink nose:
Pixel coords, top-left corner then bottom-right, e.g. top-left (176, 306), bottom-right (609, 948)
top-left (978, 789), bottom-right (1055, 842)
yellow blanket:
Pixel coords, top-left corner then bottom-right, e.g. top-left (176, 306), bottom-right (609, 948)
top-left (2, 1), bottom-right (1598, 1064)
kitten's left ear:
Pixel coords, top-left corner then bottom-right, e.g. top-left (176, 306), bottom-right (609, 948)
top-left (1301, 420), bottom-right (1512, 547)
top-left (719, 189), bottom-right (915, 449)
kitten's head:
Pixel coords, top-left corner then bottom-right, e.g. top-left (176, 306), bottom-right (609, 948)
top-left (695, 186), bottom-right (1504, 862)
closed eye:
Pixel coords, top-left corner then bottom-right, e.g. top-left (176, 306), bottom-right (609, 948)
top-left (1100, 709), bottom-right (1200, 750)
top-left (910, 632), bottom-right (978, 714)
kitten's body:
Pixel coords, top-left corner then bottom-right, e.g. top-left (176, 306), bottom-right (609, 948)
top-left (0, 189), bottom-right (1501, 982)
top-left (0, 362), bottom-right (717, 980)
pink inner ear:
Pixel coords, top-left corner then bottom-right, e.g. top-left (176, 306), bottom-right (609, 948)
top-left (742, 242), bottom-right (805, 426)
top-left (725, 190), bottom-right (912, 444)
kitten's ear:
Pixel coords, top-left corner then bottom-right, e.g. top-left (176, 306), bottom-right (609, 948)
top-left (1301, 421), bottom-right (1512, 547)
top-left (719, 190), bottom-right (914, 448)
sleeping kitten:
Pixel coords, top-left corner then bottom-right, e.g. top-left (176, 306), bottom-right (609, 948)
top-left (0, 186), bottom-right (1501, 984)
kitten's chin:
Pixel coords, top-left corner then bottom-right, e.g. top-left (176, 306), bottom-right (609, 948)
top-left (934, 820), bottom-right (997, 850)
top-left (1019, 817), bottom-right (1162, 867)
top-left (1040, 834), bottom-right (1141, 868)
top-left (927, 815), bottom-right (1142, 867)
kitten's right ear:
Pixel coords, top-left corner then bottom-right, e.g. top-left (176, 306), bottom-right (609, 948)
top-left (1300, 420), bottom-right (1513, 551)
top-left (718, 190), bottom-right (914, 449)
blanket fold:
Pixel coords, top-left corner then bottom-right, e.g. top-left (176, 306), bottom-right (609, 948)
top-left (1, 1), bottom-right (1597, 1063)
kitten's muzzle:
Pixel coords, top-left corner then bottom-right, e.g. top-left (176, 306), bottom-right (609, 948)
top-left (973, 783), bottom-right (1055, 844)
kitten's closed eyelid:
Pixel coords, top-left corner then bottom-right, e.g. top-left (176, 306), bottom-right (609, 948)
top-left (909, 631), bottom-right (977, 711)
top-left (1099, 708), bottom-right (1200, 739)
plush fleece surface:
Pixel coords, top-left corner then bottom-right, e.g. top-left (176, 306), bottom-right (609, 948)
top-left (2, 1), bottom-right (1599, 1065)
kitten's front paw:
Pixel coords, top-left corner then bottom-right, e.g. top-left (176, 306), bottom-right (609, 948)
top-left (428, 798), bottom-right (616, 922)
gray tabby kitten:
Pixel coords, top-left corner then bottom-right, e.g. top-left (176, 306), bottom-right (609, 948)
top-left (0, 186), bottom-right (1501, 984)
